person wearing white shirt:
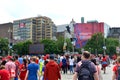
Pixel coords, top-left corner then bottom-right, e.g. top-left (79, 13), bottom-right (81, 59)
top-left (69, 56), bottom-right (74, 74)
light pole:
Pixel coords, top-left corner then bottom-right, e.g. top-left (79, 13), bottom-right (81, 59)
top-left (103, 33), bottom-right (106, 55)
top-left (119, 36), bottom-right (120, 56)
top-left (8, 27), bottom-right (12, 55)
top-left (70, 19), bottom-right (75, 54)
top-left (116, 36), bottom-right (120, 56)
top-left (63, 30), bottom-right (67, 53)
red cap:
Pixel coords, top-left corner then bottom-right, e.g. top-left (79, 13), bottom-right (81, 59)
top-left (7, 56), bottom-right (12, 59)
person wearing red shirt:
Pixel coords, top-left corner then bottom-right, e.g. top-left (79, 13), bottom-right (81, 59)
top-left (112, 56), bottom-right (120, 80)
top-left (101, 56), bottom-right (107, 74)
top-left (44, 55), bottom-right (61, 80)
top-left (19, 59), bottom-right (27, 80)
top-left (14, 56), bottom-right (20, 80)
top-left (0, 65), bottom-right (10, 80)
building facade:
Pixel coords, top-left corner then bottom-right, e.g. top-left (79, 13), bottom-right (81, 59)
top-left (108, 27), bottom-right (120, 38)
top-left (56, 19), bottom-right (76, 39)
top-left (0, 22), bottom-right (13, 40)
top-left (74, 21), bottom-right (110, 48)
top-left (13, 16), bottom-right (57, 42)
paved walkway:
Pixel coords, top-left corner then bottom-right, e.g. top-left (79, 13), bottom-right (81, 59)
top-left (61, 64), bottom-right (114, 80)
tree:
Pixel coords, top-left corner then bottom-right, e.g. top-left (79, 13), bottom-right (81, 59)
top-left (40, 39), bottom-right (58, 54)
top-left (106, 38), bottom-right (119, 55)
top-left (84, 33), bottom-right (104, 54)
top-left (56, 36), bottom-right (73, 54)
top-left (56, 37), bottom-right (64, 53)
top-left (40, 37), bottom-right (73, 54)
top-left (84, 33), bottom-right (119, 55)
top-left (12, 42), bottom-right (24, 55)
top-left (0, 38), bottom-right (9, 55)
top-left (12, 40), bottom-right (32, 55)
top-left (65, 38), bottom-right (73, 52)
top-left (22, 40), bottom-right (32, 55)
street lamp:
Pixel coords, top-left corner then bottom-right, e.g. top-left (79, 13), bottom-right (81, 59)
top-left (8, 27), bottom-right (12, 55)
top-left (103, 33), bottom-right (106, 55)
top-left (116, 36), bottom-right (120, 56)
top-left (119, 36), bottom-right (120, 56)
top-left (63, 30), bottom-right (67, 53)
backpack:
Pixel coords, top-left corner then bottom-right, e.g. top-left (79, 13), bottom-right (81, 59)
top-left (78, 61), bottom-right (94, 80)
top-left (117, 66), bottom-right (120, 80)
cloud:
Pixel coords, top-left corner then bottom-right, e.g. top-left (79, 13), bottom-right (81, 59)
top-left (0, 0), bottom-right (120, 26)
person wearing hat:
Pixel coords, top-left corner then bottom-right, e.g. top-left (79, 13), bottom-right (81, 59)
top-left (44, 55), bottom-right (61, 80)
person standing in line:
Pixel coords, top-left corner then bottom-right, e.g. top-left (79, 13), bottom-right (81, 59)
top-left (5, 56), bottom-right (16, 80)
top-left (44, 55), bottom-right (61, 80)
top-left (73, 51), bottom-right (99, 80)
top-left (62, 56), bottom-right (67, 74)
top-left (69, 56), bottom-right (74, 74)
top-left (0, 64), bottom-right (10, 80)
top-left (101, 55), bottom-right (107, 74)
top-left (19, 59), bottom-right (28, 80)
top-left (41, 60), bottom-right (48, 80)
top-left (91, 59), bottom-right (103, 80)
top-left (18, 56), bottom-right (23, 65)
top-left (112, 56), bottom-right (120, 80)
top-left (39, 56), bottom-right (44, 76)
top-left (25, 56), bottom-right (40, 80)
top-left (14, 56), bottom-right (20, 80)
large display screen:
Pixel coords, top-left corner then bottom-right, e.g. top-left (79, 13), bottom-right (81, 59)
top-left (29, 44), bottom-right (44, 54)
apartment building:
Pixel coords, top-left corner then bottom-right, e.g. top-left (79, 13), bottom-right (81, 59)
top-left (108, 27), bottom-right (120, 38)
top-left (0, 22), bottom-right (13, 40)
top-left (13, 16), bottom-right (57, 42)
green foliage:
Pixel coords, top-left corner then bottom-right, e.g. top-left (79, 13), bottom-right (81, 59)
top-left (40, 37), bottom-right (73, 54)
top-left (84, 33), bottom-right (119, 55)
top-left (12, 40), bottom-right (32, 55)
top-left (106, 38), bottom-right (119, 55)
top-left (84, 33), bottom-right (104, 54)
top-left (65, 38), bottom-right (73, 52)
top-left (0, 33), bottom-right (118, 56)
top-left (12, 42), bottom-right (23, 55)
top-left (22, 40), bottom-right (32, 55)
top-left (40, 39), bottom-right (58, 54)
top-left (56, 37), bottom-right (64, 53)
top-left (56, 37), bottom-right (73, 54)
top-left (0, 38), bottom-right (9, 55)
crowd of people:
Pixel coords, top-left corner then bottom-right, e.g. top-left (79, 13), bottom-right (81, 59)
top-left (0, 51), bottom-right (117, 80)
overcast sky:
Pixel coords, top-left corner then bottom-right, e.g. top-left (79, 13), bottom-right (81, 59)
top-left (0, 0), bottom-right (120, 27)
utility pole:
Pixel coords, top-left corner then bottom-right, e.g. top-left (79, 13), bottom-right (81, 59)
top-left (119, 36), bottom-right (120, 56)
top-left (103, 34), bottom-right (106, 55)
top-left (65, 19), bottom-right (76, 54)
top-left (63, 30), bottom-right (67, 53)
top-left (70, 19), bottom-right (75, 54)
top-left (8, 27), bottom-right (12, 55)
